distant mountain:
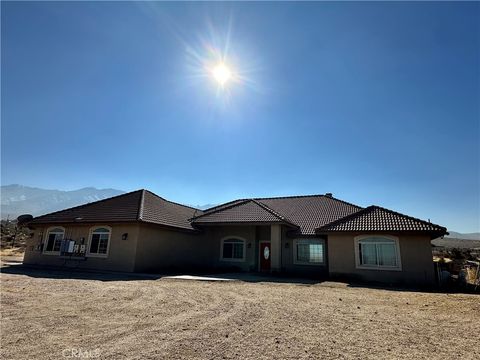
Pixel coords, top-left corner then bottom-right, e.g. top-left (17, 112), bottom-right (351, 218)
top-left (445, 231), bottom-right (480, 241)
top-left (1, 185), bottom-right (125, 219)
top-left (432, 237), bottom-right (480, 249)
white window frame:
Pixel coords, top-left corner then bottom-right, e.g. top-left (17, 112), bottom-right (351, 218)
top-left (43, 226), bottom-right (65, 255)
top-left (220, 236), bottom-right (246, 262)
top-left (293, 238), bottom-right (325, 266)
top-left (354, 235), bottom-right (402, 271)
top-left (86, 226), bottom-right (112, 258)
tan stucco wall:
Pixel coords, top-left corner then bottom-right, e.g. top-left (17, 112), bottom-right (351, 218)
top-left (23, 223), bottom-right (140, 272)
top-left (23, 223), bottom-right (435, 284)
top-left (327, 232), bottom-right (435, 285)
top-left (133, 224), bottom-right (207, 272)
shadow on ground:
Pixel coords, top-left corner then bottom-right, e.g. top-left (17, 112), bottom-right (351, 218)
top-left (0, 263), bottom-right (322, 284)
top-left (1, 262), bottom-right (478, 294)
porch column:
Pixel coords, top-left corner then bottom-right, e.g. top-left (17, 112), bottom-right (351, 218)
top-left (270, 224), bottom-right (282, 272)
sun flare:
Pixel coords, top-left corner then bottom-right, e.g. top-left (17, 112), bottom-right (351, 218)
top-left (211, 63), bottom-right (232, 86)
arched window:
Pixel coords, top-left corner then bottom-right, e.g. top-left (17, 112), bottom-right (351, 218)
top-left (221, 237), bottom-right (246, 261)
top-left (355, 235), bottom-right (401, 270)
top-left (44, 227), bottom-right (65, 253)
top-left (88, 227), bottom-right (111, 256)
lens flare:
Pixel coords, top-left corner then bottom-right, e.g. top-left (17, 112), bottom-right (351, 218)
top-left (211, 63), bottom-right (232, 86)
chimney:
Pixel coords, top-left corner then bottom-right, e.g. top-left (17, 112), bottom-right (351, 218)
top-left (325, 193), bottom-right (333, 198)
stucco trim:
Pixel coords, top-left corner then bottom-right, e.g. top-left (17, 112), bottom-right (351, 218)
top-left (354, 234), bottom-right (402, 271)
top-left (219, 236), bottom-right (247, 262)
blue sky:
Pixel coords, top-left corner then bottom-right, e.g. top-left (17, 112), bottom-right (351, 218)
top-left (2, 2), bottom-right (479, 232)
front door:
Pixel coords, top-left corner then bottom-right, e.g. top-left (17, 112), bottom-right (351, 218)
top-left (260, 242), bottom-right (271, 271)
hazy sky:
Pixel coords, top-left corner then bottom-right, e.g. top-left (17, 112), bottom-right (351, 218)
top-left (2, 2), bottom-right (479, 232)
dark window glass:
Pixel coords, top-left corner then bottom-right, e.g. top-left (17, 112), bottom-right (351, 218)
top-left (233, 244), bottom-right (243, 259)
top-left (98, 234), bottom-right (109, 254)
top-left (296, 241), bottom-right (324, 263)
top-left (53, 238), bottom-right (62, 252)
top-left (46, 234), bottom-right (55, 251)
top-left (90, 234), bottom-right (100, 254)
top-left (223, 243), bottom-right (233, 258)
top-left (222, 239), bottom-right (244, 259)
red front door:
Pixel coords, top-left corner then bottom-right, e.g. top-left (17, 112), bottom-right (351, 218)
top-left (260, 242), bottom-right (271, 271)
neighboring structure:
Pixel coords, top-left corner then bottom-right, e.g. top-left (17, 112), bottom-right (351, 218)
top-left (24, 190), bottom-right (447, 285)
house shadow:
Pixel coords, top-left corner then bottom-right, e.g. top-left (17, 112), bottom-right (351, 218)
top-left (0, 263), bottom-right (164, 282)
top-left (0, 263), bottom-right (324, 284)
top-left (1, 263), bottom-right (478, 293)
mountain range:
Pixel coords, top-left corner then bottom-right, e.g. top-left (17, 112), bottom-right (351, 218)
top-left (1, 185), bottom-right (125, 219)
top-left (0, 185), bottom-right (215, 219)
top-left (1, 185), bottom-right (479, 240)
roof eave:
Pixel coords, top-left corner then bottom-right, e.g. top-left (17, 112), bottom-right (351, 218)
top-left (138, 219), bottom-right (202, 233)
top-left (28, 218), bottom-right (201, 234)
top-left (27, 219), bottom-right (140, 228)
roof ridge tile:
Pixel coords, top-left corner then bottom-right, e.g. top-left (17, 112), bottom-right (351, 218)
top-left (143, 189), bottom-right (202, 212)
top-left (316, 206), bottom-right (373, 231)
top-left (253, 199), bottom-right (299, 227)
top-left (190, 199), bottom-right (251, 221)
top-left (137, 189), bottom-right (146, 221)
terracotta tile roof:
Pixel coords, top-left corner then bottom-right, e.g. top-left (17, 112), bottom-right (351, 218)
top-left (139, 190), bottom-right (201, 231)
top-left (257, 195), bottom-right (362, 235)
top-left (192, 199), bottom-right (298, 227)
top-left (316, 206), bottom-right (447, 234)
top-left (193, 195), bottom-right (362, 235)
top-left (29, 190), bottom-right (201, 231)
top-left (29, 190), bottom-right (447, 236)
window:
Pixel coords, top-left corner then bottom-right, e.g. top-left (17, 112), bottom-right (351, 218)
top-left (221, 237), bottom-right (245, 261)
top-left (88, 227), bottom-right (111, 257)
top-left (44, 227), bottom-right (65, 253)
top-left (355, 236), bottom-right (401, 270)
top-left (294, 239), bottom-right (325, 265)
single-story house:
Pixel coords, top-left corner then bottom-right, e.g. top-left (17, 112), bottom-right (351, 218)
top-left (24, 189), bottom-right (447, 285)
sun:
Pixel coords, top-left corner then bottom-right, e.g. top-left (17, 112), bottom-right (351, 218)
top-left (211, 63), bottom-right (232, 86)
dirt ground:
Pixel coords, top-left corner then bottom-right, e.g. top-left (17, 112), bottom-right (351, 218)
top-left (1, 266), bottom-right (479, 360)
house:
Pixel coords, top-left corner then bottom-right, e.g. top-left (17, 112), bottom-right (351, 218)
top-left (23, 189), bottom-right (447, 285)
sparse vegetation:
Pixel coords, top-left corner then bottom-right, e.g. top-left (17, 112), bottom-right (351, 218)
top-left (0, 219), bottom-right (31, 257)
top-left (433, 247), bottom-right (480, 290)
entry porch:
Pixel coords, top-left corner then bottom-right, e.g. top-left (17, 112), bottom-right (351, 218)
top-left (201, 224), bottom-right (328, 276)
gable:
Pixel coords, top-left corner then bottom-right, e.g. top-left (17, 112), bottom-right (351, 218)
top-left (194, 195), bottom-right (362, 235)
top-left (316, 206), bottom-right (447, 234)
top-left (192, 200), bottom-right (295, 226)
